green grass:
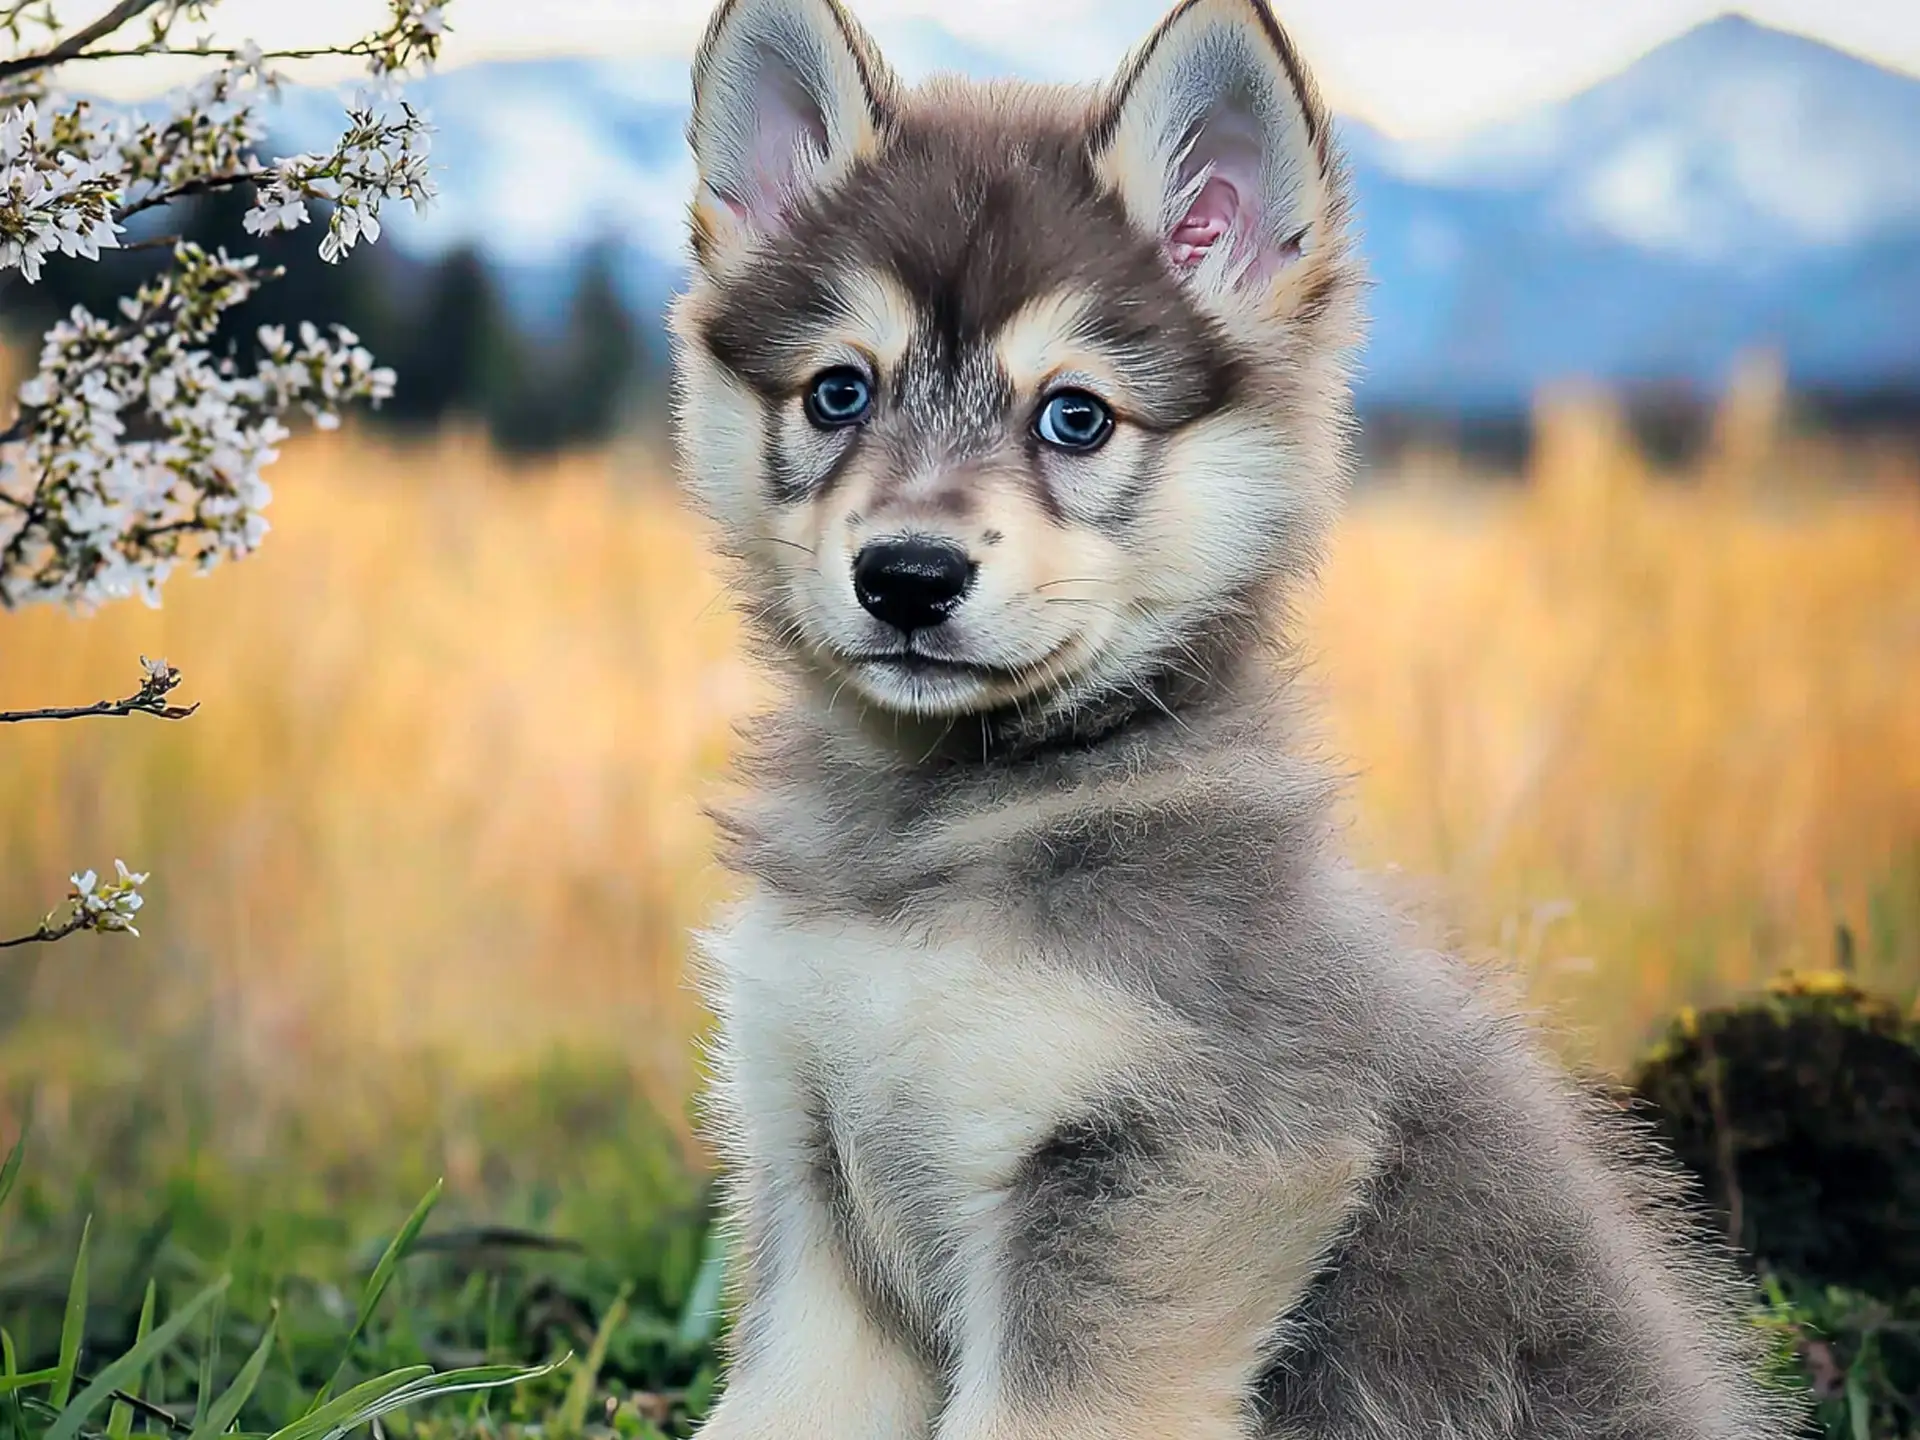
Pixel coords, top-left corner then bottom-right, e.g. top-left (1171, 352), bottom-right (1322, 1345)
top-left (1753, 1276), bottom-right (1920, 1440)
top-left (0, 1054), bottom-right (723, 1440)
top-left (7, 1021), bottom-right (1916, 1439)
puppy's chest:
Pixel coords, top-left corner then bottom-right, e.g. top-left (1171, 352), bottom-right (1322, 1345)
top-left (708, 896), bottom-right (1150, 1208)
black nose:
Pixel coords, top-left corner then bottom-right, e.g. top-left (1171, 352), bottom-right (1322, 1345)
top-left (853, 539), bottom-right (976, 633)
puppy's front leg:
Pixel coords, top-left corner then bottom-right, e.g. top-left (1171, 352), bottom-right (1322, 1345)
top-left (933, 1123), bottom-right (1370, 1440)
top-left (695, 1166), bottom-right (935, 1440)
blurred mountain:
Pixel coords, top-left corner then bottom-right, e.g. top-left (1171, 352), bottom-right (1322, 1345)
top-left (261, 12), bottom-right (1920, 412)
top-left (1345, 14), bottom-right (1920, 406)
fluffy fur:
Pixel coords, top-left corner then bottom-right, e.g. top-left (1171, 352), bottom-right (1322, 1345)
top-left (668, 1), bottom-right (1811, 1436)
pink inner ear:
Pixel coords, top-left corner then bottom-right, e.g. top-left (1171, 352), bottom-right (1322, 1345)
top-left (735, 66), bottom-right (828, 232)
top-left (1168, 175), bottom-right (1239, 269)
top-left (1163, 121), bottom-right (1306, 284)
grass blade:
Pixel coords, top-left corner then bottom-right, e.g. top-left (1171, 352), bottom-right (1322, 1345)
top-left (354, 1181), bottom-right (443, 1332)
top-left (675, 1227), bottom-right (727, 1349)
top-left (381, 1361), bottom-right (566, 1409)
top-left (196, 1289), bottom-right (226, 1426)
top-left (324, 1359), bottom-right (568, 1440)
top-left (269, 1359), bottom-right (563, 1440)
top-left (188, 1307), bottom-right (279, 1440)
top-left (49, 1216), bottom-right (91, 1409)
top-left (559, 1288), bottom-right (629, 1437)
top-left (2, 1327), bottom-right (22, 1440)
top-left (1847, 1367), bottom-right (1872, 1440)
top-left (468, 1276), bottom-right (505, 1423)
top-left (0, 1369), bottom-right (58, 1397)
top-left (308, 1180), bottom-right (443, 1414)
top-left (270, 1369), bottom-right (432, 1440)
top-left (0, 1127), bottom-right (23, 1213)
top-left (107, 1281), bottom-right (157, 1440)
top-left (44, 1275), bottom-right (231, 1440)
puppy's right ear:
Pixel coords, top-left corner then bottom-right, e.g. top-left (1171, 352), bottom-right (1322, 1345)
top-left (1093, 0), bottom-right (1340, 314)
top-left (686, 0), bottom-right (895, 275)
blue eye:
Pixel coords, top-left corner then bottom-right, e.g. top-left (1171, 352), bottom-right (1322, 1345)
top-left (1035, 390), bottom-right (1114, 451)
top-left (805, 367), bottom-right (873, 428)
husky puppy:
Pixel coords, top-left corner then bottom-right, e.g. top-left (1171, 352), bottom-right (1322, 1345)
top-left (669, 1), bottom-right (1808, 1435)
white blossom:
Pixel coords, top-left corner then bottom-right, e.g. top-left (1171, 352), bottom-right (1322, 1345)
top-left (68, 860), bottom-right (151, 937)
top-left (366, 1), bottom-right (450, 81)
top-left (0, 100), bottom-right (125, 282)
top-left (246, 100), bottom-right (434, 265)
top-left (241, 191), bottom-right (309, 236)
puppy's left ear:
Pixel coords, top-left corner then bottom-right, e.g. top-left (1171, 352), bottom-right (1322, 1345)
top-left (1093, 0), bottom-right (1339, 304)
top-left (686, 0), bottom-right (896, 275)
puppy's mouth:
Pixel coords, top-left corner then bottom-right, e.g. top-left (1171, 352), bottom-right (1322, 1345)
top-left (835, 629), bottom-right (1088, 692)
top-left (844, 649), bottom-right (1020, 681)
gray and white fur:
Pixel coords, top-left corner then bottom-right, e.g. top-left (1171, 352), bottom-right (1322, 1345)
top-left (668, 0), bottom-right (1812, 1435)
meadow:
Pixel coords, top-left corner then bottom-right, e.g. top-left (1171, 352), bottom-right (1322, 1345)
top-left (2, 376), bottom-right (1919, 1435)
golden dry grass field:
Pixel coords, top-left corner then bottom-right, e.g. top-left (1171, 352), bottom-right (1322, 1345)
top-left (3, 389), bottom-right (1919, 1144)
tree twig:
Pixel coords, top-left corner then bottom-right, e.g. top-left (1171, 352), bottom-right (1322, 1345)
top-left (118, 231), bottom-right (184, 253)
top-left (116, 169), bottom-right (272, 225)
top-left (0, 0), bottom-right (166, 81)
top-left (0, 693), bottom-right (196, 722)
top-left (31, 41), bottom-right (389, 64)
top-left (71, 1376), bottom-right (188, 1433)
top-left (0, 658), bottom-right (197, 724)
top-left (0, 911), bottom-right (86, 948)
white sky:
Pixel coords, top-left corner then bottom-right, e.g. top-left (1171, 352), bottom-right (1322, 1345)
top-left (65, 0), bottom-right (1920, 138)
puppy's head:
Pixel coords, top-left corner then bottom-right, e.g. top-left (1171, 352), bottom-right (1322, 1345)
top-left (672, 0), bottom-right (1360, 735)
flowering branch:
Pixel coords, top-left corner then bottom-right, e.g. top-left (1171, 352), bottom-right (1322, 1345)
top-left (16, 38), bottom-right (449, 69)
top-left (0, 859), bottom-right (150, 947)
top-left (1, 0), bottom-right (448, 611)
top-left (0, 654), bottom-right (196, 722)
top-left (0, 0), bottom-right (166, 82)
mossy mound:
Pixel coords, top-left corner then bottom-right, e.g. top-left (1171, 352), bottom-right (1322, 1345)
top-left (1629, 969), bottom-right (1920, 1300)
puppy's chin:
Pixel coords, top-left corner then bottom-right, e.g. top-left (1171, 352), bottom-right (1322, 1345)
top-left (821, 627), bottom-right (1106, 720)
top-left (838, 655), bottom-right (1001, 718)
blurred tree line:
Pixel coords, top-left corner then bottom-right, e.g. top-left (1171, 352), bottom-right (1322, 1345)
top-left (12, 194), bottom-right (1913, 470)
top-left (1, 193), bottom-right (667, 456)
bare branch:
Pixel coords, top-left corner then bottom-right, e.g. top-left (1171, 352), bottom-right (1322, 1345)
top-left (118, 230), bottom-right (184, 252)
top-left (0, 910), bottom-right (87, 948)
top-left (69, 1380), bottom-right (186, 1433)
top-left (0, 0), bottom-right (166, 81)
top-left (33, 41), bottom-right (394, 64)
top-left (0, 657), bottom-right (198, 723)
top-left (116, 168), bottom-right (271, 224)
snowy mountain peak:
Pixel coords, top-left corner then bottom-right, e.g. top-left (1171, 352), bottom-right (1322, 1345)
top-left (1376, 15), bottom-right (1920, 266)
